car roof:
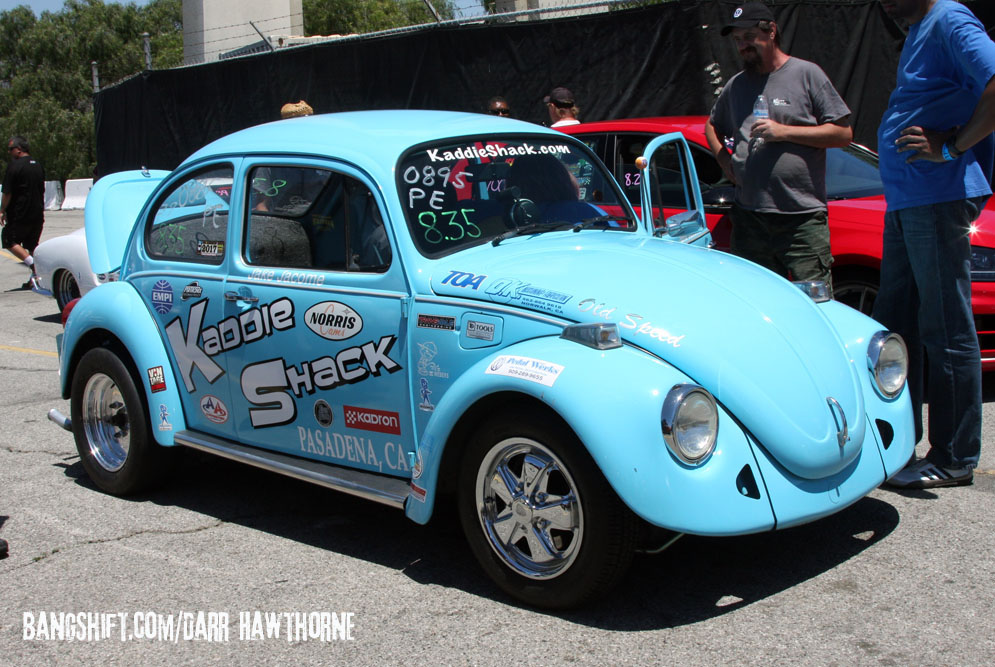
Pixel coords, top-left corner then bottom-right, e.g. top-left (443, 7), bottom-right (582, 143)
top-left (560, 116), bottom-right (710, 145)
top-left (183, 110), bottom-right (565, 170)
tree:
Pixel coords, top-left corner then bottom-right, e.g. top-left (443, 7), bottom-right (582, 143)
top-left (303, 0), bottom-right (456, 36)
top-left (0, 0), bottom-right (182, 182)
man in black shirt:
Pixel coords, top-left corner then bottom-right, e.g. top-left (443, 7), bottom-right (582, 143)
top-left (1, 136), bottom-right (46, 288)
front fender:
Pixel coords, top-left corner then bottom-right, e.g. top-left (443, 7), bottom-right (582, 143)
top-left (406, 336), bottom-right (777, 535)
top-left (61, 282), bottom-right (186, 445)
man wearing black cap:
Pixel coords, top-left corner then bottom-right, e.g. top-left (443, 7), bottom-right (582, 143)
top-left (705, 2), bottom-right (852, 291)
top-left (544, 87), bottom-right (580, 127)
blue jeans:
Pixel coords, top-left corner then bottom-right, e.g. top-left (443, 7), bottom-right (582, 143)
top-left (872, 198), bottom-right (983, 469)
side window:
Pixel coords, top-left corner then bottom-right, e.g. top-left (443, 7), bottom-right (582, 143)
top-left (147, 165), bottom-right (232, 264)
top-left (244, 165), bottom-right (391, 273)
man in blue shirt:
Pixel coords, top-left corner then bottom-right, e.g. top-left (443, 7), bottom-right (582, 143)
top-left (876, 0), bottom-right (995, 488)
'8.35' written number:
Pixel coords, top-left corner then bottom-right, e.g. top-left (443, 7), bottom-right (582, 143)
top-left (419, 209), bottom-right (481, 244)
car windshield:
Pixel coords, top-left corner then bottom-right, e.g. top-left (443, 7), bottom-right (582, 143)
top-left (398, 135), bottom-right (636, 256)
top-left (827, 144), bottom-right (883, 200)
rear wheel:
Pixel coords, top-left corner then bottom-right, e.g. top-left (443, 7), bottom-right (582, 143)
top-left (458, 409), bottom-right (637, 608)
top-left (54, 270), bottom-right (81, 311)
top-left (71, 347), bottom-right (166, 495)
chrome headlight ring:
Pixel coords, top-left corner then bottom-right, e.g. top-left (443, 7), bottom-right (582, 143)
top-left (867, 331), bottom-right (908, 399)
top-left (661, 384), bottom-right (719, 465)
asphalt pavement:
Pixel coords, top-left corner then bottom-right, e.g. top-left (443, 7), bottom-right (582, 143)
top-left (2, 211), bottom-right (994, 665)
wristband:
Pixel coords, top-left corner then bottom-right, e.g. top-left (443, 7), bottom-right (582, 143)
top-left (942, 139), bottom-right (963, 161)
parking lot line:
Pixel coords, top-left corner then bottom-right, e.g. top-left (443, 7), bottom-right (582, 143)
top-left (0, 343), bottom-right (57, 358)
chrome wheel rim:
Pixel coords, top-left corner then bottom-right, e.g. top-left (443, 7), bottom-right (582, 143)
top-left (81, 372), bottom-right (130, 472)
top-left (56, 271), bottom-right (80, 310)
top-left (475, 437), bottom-right (583, 580)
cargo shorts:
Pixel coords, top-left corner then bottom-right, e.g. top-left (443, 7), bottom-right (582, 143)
top-left (729, 205), bottom-right (833, 292)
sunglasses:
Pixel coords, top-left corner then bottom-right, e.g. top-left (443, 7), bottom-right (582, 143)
top-left (489, 108), bottom-right (511, 116)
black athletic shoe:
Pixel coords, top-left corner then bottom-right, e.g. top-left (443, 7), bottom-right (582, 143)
top-left (885, 458), bottom-right (974, 489)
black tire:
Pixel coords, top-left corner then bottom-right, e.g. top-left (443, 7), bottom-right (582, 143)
top-left (833, 267), bottom-right (879, 316)
top-left (54, 270), bottom-right (81, 312)
top-left (457, 409), bottom-right (637, 609)
top-left (70, 347), bottom-right (166, 495)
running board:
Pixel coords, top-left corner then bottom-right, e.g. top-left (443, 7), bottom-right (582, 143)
top-left (173, 430), bottom-right (409, 509)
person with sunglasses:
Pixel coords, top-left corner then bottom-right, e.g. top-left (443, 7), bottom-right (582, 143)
top-left (486, 96), bottom-right (512, 118)
top-left (1, 136), bottom-right (45, 289)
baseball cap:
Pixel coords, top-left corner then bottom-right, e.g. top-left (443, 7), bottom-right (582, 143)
top-left (544, 86), bottom-right (575, 107)
top-left (720, 2), bottom-right (776, 36)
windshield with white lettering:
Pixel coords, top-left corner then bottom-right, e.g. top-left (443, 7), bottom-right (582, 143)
top-left (398, 136), bottom-right (636, 257)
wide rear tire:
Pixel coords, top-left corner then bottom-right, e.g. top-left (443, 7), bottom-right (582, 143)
top-left (70, 347), bottom-right (167, 495)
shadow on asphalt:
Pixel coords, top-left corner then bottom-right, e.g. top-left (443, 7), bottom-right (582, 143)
top-left (33, 312), bottom-right (62, 324)
top-left (59, 449), bottom-right (901, 627)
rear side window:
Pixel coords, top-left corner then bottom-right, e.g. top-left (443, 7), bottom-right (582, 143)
top-left (146, 165), bottom-right (233, 264)
top-left (244, 165), bottom-right (391, 273)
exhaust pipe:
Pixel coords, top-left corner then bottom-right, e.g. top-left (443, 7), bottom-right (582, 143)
top-left (48, 408), bottom-right (72, 432)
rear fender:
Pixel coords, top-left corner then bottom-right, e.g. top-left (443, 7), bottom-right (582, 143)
top-left (61, 281), bottom-right (186, 445)
top-left (406, 336), bottom-right (776, 535)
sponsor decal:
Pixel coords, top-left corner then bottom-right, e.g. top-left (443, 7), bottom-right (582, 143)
top-left (248, 268), bottom-right (325, 286)
top-left (147, 366), bottom-right (167, 393)
top-left (485, 277), bottom-right (572, 314)
top-left (151, 280), bottom-right (173, 315)
top-left (486, 355), bottom-right (564, 387)
top-left (425, 142), bottom-right (571, 163)
top-left (416, 314), bottom-right (456, 331)
top-left (412, 450), bottom-right (424, 479)
top-left (181, 282), bottom-right (203, 300)
top-left (344, 405), bottom-right (401, 435)
top-left (465, 320), bottom-right (494, 341)
top-left (440, 270), bottom-right (486, 290)
top-left (200, 395), bottom-right (229, 424)
top-left (577, 298), bottom-right (685, 347)
top-left (197, 240), bottom-right (225, 257)
top-left (418, 377), bottom-right (435, 412)
top-left (314, 399), bottom-right (334, 427)
top-left (240, 335), bottom-right (402, 428)
top-left (410, 482), bottom-right (427, 502)
top-left (158, 404), bottom-right (172, 431)
top-left (304, 301), bottom-right (363, 341)
top-left (416, 341), bottom-right (448, 379)
top-left (164, 297), bottom-right (294, 393)
top-left (297, 427), bottom-right (410, 473)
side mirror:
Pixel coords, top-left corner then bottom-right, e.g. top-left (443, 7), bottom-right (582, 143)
top-left (656, 209), bottom-right (704, 238)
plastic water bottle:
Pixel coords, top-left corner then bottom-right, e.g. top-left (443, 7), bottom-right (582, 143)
top-left (752, 94), bottom-right (769, 148)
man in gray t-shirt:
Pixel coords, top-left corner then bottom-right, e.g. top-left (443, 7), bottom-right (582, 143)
top-left (705, 2), bottom-right (851, 289)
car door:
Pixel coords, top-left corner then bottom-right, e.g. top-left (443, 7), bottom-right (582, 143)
top-left (636, 133), bottom-right (712, 246)
top-left (222, 158), bottom-right (415, 478)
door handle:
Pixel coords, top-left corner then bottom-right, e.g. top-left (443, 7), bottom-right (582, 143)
top-left (224, 291), bottom-right (258, 303)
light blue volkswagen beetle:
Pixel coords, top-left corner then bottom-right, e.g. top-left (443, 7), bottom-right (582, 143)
top-left (51, 110), bottom-right (914, 608)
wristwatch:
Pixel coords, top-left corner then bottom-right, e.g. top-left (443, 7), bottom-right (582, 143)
top-left (942, 138), bottom-right (964, 161)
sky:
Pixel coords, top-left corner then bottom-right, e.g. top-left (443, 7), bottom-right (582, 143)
top-left (0, 0), bottom-right (153, 15)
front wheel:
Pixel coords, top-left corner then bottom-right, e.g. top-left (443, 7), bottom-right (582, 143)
top-left (70, 347), bottom-right (166, 495)
top-left (458, 410), bottom-right (637, 608)
top-left (54, 270), bottom-right (81, 312)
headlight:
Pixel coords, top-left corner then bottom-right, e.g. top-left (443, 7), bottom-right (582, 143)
top-left (661, 384), bottom-right (718, 464)
top-left (970, 246), bottom-right (995, 282)
top-left (867, 331), bottom-right (908, 398)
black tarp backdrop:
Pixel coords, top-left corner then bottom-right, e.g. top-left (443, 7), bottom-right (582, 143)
top-left (94, 0), bottom-right (994, 176)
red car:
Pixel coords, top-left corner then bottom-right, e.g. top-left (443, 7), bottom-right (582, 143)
top-left (560, 117), bottom-right (995, 370)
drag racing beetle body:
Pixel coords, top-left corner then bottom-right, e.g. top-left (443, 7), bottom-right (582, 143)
top-left (54, 111), bottom-right (914, 608)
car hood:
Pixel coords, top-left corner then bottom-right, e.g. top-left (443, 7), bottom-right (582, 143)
top-left (432, 234), bottom-right (867, 479)
top-left (85, 169), bottom-right (170, 274)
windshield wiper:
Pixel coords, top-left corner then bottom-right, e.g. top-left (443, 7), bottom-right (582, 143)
top-left (491, 221), bottom-right (574, 246)
top-left (569, 215), bottom-right (632, 232)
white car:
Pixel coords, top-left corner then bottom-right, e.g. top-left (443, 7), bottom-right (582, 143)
top-left (32, 228), bottom-right (105, 310)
